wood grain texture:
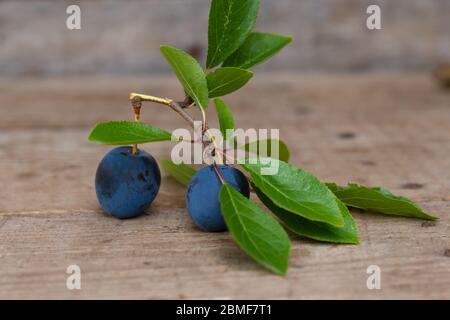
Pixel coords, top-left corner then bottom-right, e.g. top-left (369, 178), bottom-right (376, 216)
top-left (0, 74), bottom-right (449, 299)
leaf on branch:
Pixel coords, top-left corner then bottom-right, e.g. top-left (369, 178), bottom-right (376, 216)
top-left (219, 184), bottom-right (291, 275)
top-left (255, 186), bottom-right (359, 244)
top-left (207, 0), bottom-right (260, 68)
top-left (326, 183), bottom-right (438, 220)
top-left (207, 67), bottom-right (253, 98)
top-left (241, 158), bottom-right (346, 227)
top-left (238, 139), bottom-right (290, 162)
top-left (214, 98), bottom-right (235, 140)
top-left (223, 32), bottom-right (293, 69)
top-left (88, 121), bottom-right (172, 145)
top-left (160, 159), bottom-right (197, 187)
top-left (160, 45), bottom-right (209, 111)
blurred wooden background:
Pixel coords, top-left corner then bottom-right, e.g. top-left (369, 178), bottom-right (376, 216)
top-left (0, 0), bottom-right (449, 77)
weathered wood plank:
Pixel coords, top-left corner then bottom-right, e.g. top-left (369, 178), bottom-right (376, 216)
top-left (0, 74), bottom-right (449, 299)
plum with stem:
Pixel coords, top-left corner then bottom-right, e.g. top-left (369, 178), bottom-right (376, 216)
top-left (186, 165), bottom-right (249, 231)
top-left (95, 146), bottom-right (161, 219)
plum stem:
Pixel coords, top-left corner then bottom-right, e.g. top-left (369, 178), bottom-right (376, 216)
top-left (131, 96), bottom-right (142, 155)
top-left (212, 162), bottom-right (226, 185)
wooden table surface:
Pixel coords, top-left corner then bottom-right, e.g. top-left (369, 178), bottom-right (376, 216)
top-left (0, 73), bottom-right (449, 299)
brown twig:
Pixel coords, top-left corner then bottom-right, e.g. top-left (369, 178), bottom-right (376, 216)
top-left (212, 162), bottom-right (226, 185)
top-left (131, 96), bottom-right (142, 155)
top-left (129, 93), bottom-right (195, 129)
top-left (129, 92), bottom-right (224, 168)
top-left (178, 95), bottom-right (194, 108)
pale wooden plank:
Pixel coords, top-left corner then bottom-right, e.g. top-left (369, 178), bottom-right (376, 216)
top-left (0, 74), bottom-right (449, 299)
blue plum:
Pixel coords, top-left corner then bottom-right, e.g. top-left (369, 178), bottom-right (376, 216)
top-left (95, 146), bottom-right (161, 219)
top-left (186, 165), bottom-right (250, 232)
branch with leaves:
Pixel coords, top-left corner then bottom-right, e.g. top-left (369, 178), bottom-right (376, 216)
top-left (88, 0), bottom-right (437, 275)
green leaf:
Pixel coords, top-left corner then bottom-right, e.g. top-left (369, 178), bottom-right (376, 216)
top-left (214, 98), bottom-right (235, 139)
top-left (238, 139), bottom-right (290, 162)
top-left (223, 32), bottom-right (293, 69)
top-left (88, 121), bottom-right (172, 145)
top-left (255, 186), bottom-right (359, 244)
top-left (207, 67), bottom-right (253, 98)
top-left (219, 184), bottom-right (291, 275)
top-left (327, 183), bottom-right (438, 220)
top-left (207, 0), bottom-right (260, 68)
top-left (160, 45), bottom-right (209, 111)
top-left (160, 159), bottom-right (196, 187)
top-left (241, 158), bottom-right (345, 227)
